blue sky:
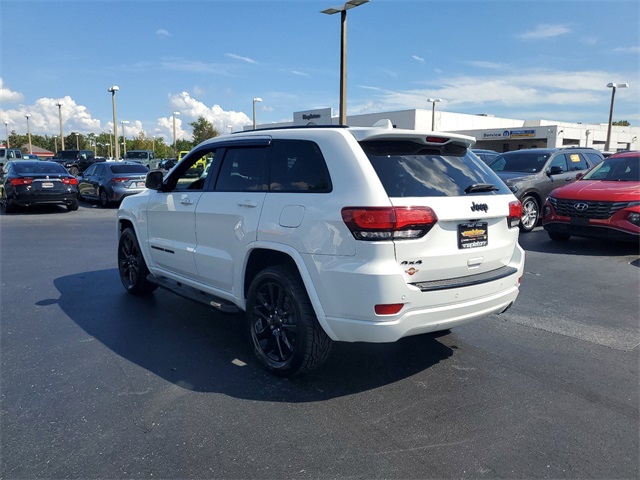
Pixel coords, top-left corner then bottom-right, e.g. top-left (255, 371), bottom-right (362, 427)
top-left (1, 0), bottom-right (639, 143)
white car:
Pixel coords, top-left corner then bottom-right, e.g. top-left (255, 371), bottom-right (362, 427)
top-left (117, 122), bottom-right (525, 376)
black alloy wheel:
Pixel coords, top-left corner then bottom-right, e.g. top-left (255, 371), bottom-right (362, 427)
top-left (247, 265), bottom-right (332, 376)
top-left (117, 228), bottom-right (157, 295)
top-left (68, 166), bottom-right (79, 177)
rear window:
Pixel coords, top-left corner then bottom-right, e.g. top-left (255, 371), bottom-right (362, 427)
top-left (109, 164), bottom-right (149, 174)
top-left (361, 140), bottom-right (510, 197)
top-left (14, 162), bottom-right (67, 174)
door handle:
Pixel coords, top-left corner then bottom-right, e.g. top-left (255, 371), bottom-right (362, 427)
top-left (180, 194), bottom-right (193, 205)
top-left (238, 200), bottom-right (258, 208)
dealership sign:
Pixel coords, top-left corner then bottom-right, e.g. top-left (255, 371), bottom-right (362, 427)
top-left (482, 129), bottom-right (537, 139)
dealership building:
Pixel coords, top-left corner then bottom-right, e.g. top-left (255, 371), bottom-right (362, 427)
top-left (257, 107), bottom-right (639, 153)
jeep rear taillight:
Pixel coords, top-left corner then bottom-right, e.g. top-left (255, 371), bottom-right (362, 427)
top-left (341, 206), bottom-right (438, 240)
top-left (508, 201), bottom-right (523, 228)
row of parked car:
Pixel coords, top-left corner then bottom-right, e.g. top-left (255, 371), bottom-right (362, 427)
top-left (1, 143), bottom-right (638, 244)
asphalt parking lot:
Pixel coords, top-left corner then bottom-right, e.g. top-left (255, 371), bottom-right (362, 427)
top-left (1, 203), bottom-right (638, 479)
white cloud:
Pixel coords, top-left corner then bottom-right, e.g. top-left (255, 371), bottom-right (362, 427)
top-left (613, 46), bottom-right (640, 54)
top-left (291, 70), bottom-right (310, 77)
top-left (465, 61), bottom-right (505, 70)
top-left (156, 29), bottom-right (172, 37)
top-left (359, 69), bottom-right (629, 114)
top-left (519, 24), bottom-right (571, 40)
top-left (225, 53), bottom-right (258, 64)
top-left (156, 92), bottom-right (252, 141)
top-left (412, 55), bottom-right (425, 63)
top-left (0, 78), bottom-right (24, 104)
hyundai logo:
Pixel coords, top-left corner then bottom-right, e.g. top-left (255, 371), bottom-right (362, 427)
top-left (471, 202), bottom-right (488, 212)
top-left (574, 203), bottom-right (589, 211)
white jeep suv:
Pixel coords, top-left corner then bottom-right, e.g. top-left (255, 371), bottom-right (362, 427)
top-left (117, 122), bottom-right (525, 376)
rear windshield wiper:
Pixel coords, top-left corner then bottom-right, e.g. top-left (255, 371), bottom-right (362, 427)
top-left (465, 183), bottom-right (499, 194)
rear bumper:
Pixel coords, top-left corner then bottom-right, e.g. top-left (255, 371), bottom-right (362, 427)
top-left (311, 244), bottom-right (525, 343)
top-left (8, 192), bottom-right (78, 207)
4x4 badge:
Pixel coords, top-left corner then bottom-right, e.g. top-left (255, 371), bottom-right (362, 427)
top-left (471, 202), bottom-right (488, 212)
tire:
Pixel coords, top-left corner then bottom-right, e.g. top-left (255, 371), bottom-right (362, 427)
top-left (118, 227), bottom-right (157, 295)
top-left (68, 166), bottom-right (79, 177)
top-left (246, 265), bottom-right (332, 377)
top-left (99, 188), bottom-right (110, 208)
top-left (1, 198), bottom-right (15, 214)
top-left (519, 196), bottom-right (539, 232)
top-left (67, 200), bottom-right (79, 212)
top-left (548, 232), bottom-right (570, 242)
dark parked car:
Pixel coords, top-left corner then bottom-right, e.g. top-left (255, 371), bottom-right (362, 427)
top-left (51, 149), bottom-right (102, 176)
top-left (0, 160), bottom-right (79, 213)
top-left (77, 161), bottom-right (149, 207)
top-left (542, 150), bottom-right (640, 242)
top-left (488, 147), bottom-right (604, 231)
top-left (159, 158), bottom-right (177, 170)
top-left (472, 149), bottom-right (499, 163)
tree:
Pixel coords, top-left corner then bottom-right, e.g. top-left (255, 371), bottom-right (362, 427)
top-left (190, 117), bottom-right (219, 146)
top-left (613, 120), bottom-right (630, 126)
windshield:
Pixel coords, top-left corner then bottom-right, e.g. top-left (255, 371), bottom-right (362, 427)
top-left (361, 140), bottom-right (510, 197)
top-left (489, 152), bottom-right (551, 173)
top-left (582, 156), bottom-right (639, 182)
top-left (125, 152), bottom-right (149, 160)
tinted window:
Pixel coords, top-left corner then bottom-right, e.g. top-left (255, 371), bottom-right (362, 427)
top-left (489, 151), bottom-right (551, 173)
top-left (14, 162), bottom-right (67, 174)
top-left (215, 147), bottom-right (268, 192)
top-left (268, 140), bottom-right (331, 192)
top-left (548, 154), bottom-right (568, 173)
top-left (110, 164), bottom-right (149, 174)
top-left (84, 164), bottom-right (97, 176)
top-left (565, 153), bottom-right (589, 171)
top-left (584, 152), bottom-right (604, 166)
top-left (362, 140), bottom-right (510, 197)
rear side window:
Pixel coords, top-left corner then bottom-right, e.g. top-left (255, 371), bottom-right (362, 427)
top-left (565, 153), bottom-right (589, 171)
top-left (361, 140), bottom-right (510, 197)
top-left (268, 140), bottom-right (331, 192)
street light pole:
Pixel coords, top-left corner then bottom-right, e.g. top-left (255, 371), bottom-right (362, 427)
top-left (321, 0), bottom-right (369, 126)
top-left (75, 133), bottom-right (80, 150)
top-left (252, 98), bottom-right (262, 129)
top-left (121, 120), bottom-right (129, 156)
top-left (54, 136), bottom-right (58, 153)
top-left (56, 102), bottom-right (65, 150)
top-left (605, 82), bottom-right (629, 152)
top-left (108, 86), bottom-right (120, 159)
top-left (172, 112), bottom-right (180, 156)
top-left (427, 98), bottom-right (442, 131)
top-left (4, 121), bottom-right (8, 148)
top-left (25, 114), bottom-right (32, 153)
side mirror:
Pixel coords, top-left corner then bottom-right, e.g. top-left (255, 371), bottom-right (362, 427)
top-left (575, 172), bottom-right (585, 180)
top-left (548, 166), bottom-right (563, 176)
top-left (145, 170), bottom-right (164, 190)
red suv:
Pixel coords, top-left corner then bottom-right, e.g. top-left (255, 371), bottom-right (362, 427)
top-left (542, 151), bottom-right (640, 242)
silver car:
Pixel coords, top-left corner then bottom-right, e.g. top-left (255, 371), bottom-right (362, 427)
top-left (78, 161), bottom-right (149, 207)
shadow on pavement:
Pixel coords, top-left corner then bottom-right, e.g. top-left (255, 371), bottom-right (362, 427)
top-left (518, 227), bottom-right (640, 258)
top-left (50, 268), bottom-right (453, 402)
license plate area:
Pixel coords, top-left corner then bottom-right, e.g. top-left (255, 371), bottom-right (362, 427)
top-left (41, 182), bottom-right (54, 188)
top-left (458, 222), bottom-right (488, 249)
top-left (570, 216), bottom-right (589, 226)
